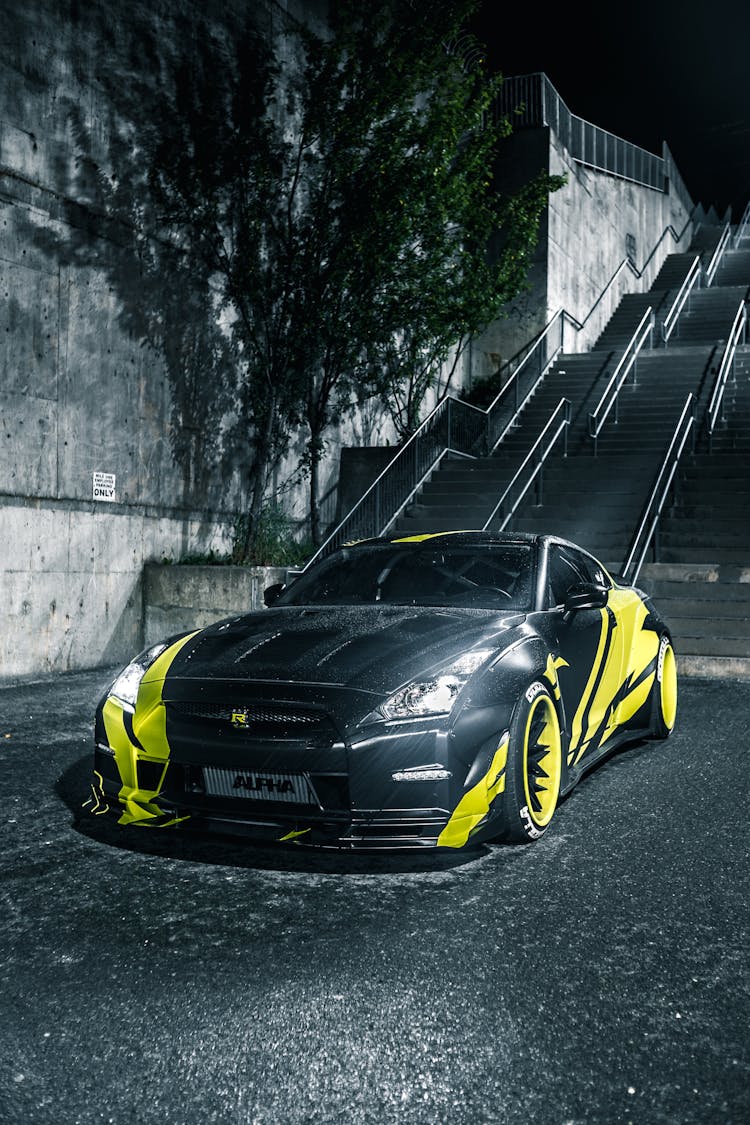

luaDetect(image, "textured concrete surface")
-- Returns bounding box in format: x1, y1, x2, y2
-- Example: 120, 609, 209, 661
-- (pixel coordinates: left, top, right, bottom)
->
0, 666, 747, 1124
143, 563, 287, 645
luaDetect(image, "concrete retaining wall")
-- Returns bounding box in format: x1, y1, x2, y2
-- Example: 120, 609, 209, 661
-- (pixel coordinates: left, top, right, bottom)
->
0, 0, 299, 682
470, 128, 694, 378
143, 563, 287, 647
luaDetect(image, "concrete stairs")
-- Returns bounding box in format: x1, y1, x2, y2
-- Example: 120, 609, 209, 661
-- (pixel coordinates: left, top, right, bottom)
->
655, 346, 750, 567
659, 285, 748, 346
503, 347, 714, 565
637, 563, 750, 681
391, 220, 750, 679
631, 347, 750, 680
712, 248, 750, 287
393, 345, 714, 551
391, 350, 617, 535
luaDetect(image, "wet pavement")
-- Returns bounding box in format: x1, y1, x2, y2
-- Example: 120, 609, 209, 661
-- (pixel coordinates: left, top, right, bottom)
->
0, 665, 748, 1125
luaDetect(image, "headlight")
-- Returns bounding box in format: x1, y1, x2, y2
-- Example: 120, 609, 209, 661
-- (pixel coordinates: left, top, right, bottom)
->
379, 649, 493, 720
108, 643, 168, 712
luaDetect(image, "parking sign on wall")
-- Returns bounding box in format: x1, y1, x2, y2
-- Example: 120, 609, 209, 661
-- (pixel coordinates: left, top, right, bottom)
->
93, 472, 116, 502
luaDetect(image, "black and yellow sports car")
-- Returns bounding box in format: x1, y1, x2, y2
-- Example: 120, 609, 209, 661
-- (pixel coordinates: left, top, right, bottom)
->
86, 531, 677, 850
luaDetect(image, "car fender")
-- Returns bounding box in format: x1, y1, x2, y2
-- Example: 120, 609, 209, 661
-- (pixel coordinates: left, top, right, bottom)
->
459, 635, 571, 795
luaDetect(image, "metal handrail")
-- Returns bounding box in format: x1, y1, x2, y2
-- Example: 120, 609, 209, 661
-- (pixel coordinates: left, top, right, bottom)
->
482, 398, 572, 531
588, 307, 654, 454
704, 222, 732, 285
305, 212, 697, 567
706, 299, 748, 449
302, 395, 483, 569
485, 314, 565, 452
661, 255, 702, 344
734, 201, 750, 247
303, 320, 566, 569
620, 393, 696, 585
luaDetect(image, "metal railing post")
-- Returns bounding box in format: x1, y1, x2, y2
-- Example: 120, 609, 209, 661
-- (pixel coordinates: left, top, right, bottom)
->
620, 393, 695, 584
536, 440, 544, 505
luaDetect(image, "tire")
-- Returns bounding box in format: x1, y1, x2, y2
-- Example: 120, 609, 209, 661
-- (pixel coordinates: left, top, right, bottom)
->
652, 634, 678, 739
498, 681, 563, 844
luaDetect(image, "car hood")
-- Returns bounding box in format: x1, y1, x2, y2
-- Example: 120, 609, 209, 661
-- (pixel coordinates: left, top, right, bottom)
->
163, 604, 526, 697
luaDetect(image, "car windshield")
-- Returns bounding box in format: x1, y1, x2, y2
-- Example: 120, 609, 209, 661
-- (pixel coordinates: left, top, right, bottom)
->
277, 541, 535, 610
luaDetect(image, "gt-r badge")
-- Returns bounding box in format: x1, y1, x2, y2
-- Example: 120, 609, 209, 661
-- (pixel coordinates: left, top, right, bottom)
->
230, 709, 250, 727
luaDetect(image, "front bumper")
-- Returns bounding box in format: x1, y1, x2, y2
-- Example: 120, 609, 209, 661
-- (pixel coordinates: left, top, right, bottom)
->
88, 699, 513, 851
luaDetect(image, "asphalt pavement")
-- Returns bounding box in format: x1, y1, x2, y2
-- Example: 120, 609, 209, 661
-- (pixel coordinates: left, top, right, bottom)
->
0, 665, 748, 1125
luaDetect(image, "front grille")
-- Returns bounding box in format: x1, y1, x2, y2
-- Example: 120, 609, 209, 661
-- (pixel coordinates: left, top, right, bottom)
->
171, 702, 324, 726
166, 700, 340, 746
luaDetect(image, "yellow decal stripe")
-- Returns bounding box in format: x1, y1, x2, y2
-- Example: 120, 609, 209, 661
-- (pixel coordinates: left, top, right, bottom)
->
133, 631, 200, 757
606, 592, 659, 734
279, 828, 312, 842
569, 608, 610, 763
104, 632, 200, 827
390, 531, 468, 543
437, 734, 509, 848
102, 697, 138, 791
543, 652, 568, 701
571, 591, 660, 763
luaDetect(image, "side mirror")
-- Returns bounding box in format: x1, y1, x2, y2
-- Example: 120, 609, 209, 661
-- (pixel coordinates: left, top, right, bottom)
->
563, 581, 609, 615
263, 582, 286, 607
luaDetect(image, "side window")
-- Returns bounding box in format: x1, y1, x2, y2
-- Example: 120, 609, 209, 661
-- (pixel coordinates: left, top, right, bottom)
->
566, 547, 610, 588
547, 546, 609, 607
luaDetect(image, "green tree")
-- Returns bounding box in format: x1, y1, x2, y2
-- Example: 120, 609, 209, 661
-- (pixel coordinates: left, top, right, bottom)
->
284, 0, 566, 539
64, 2, 564, 556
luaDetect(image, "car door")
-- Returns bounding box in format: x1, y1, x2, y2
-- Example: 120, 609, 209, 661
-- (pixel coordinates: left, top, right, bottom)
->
545, 543, 627, 769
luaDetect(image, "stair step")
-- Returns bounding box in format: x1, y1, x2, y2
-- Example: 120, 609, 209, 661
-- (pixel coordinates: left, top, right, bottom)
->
677, 655, 750, 681
663, 504, 750, 517
658, 518, 750, 533
639, 562, 750, 583
665, 616, 750, 638
670, 635, 750, 657
658, 531, 750, 546
659, 547, 750, 563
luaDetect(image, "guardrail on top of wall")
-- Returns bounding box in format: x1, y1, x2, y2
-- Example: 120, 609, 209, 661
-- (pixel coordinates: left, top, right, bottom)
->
733, 201, 750, 247
495, 73, 666, 193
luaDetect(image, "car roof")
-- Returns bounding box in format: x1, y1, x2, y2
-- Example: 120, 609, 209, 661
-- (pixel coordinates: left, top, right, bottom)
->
345, 530, 540, 548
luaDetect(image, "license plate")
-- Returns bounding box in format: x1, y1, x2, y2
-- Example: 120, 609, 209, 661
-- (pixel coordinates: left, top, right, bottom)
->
202, 766, 316, 805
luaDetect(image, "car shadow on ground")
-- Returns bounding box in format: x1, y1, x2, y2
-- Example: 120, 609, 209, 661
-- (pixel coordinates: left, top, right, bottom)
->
56, 754, 489, 875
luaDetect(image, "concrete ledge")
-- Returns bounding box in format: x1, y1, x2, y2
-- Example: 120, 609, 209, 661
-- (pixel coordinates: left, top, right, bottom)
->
143, 563, 287, 645
677, 655, 750, 682
639, 562, 750, 584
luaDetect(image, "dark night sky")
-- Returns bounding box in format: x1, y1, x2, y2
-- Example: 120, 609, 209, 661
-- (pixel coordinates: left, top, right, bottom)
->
469, 1, 750, 221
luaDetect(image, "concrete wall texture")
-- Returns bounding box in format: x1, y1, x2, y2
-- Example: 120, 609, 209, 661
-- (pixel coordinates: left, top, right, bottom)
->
546, 131, 693, 351
0, 0, 273, 682
0, 0, 698, 682
143, 563, 287, 648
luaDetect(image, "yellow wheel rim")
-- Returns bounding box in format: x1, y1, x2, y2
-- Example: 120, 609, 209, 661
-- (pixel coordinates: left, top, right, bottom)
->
659, 642, 678, 731
522, 694, 562, 828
